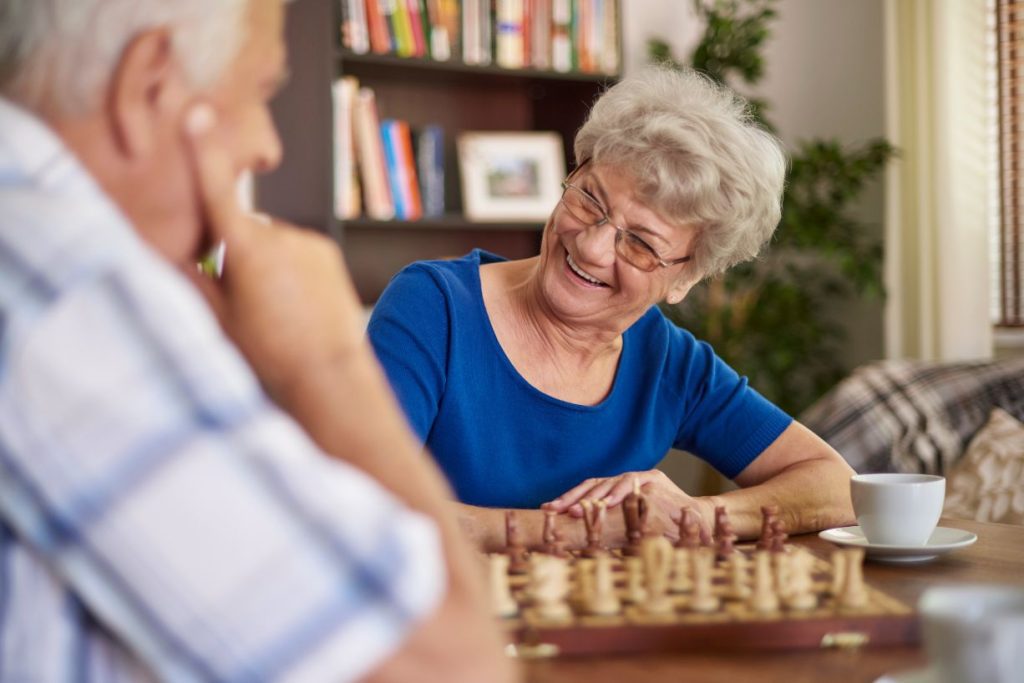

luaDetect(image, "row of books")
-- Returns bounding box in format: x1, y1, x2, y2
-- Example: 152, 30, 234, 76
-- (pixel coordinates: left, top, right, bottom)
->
340, 0, 620, 75
333, 77, 445, 221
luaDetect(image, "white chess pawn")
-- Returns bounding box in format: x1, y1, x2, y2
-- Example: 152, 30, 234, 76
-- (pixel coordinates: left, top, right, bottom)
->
839, 548, 868, 609
783, 548, 817, 611
670, 547, 692, 593
586, 553, 622, 616
728, 550, 751, 600
688, 547, 720, 613
572, 557, 596, 606
749, 550, 780, 613
527, 554, 572, 621
624, 556, 647, 604
489, 554, 518, 617
641, 536, 675, 615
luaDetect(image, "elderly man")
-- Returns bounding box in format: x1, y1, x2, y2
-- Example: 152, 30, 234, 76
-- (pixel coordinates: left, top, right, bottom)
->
0, 1, 514, 681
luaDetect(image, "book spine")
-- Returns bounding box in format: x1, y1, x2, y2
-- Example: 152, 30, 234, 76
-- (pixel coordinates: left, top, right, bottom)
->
462, 0, 480, 63
416, 125, 445, 217
406, 0, 427, 57
380, 120, 408, 219
496, 0, 524, 69
354, 88, 394, 220
342, 0, 371, 53
551, 0, 571, 72
599, 0, 618, 75
391, 0, 416, 56
364, 0, 392, 53
332, 77, 362, 219
396, 121, 423, 220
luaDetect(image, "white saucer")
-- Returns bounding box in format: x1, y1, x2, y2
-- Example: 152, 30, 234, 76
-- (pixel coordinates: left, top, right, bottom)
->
818, 525, 978, 563
875, 666, 937, 683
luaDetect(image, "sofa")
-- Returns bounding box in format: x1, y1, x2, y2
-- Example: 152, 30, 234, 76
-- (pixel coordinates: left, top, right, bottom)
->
800, 357, 1024, 525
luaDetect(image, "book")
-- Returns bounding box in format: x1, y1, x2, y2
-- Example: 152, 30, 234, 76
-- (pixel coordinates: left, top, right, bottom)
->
341, 0, 370, 53
406, 0, 427, 57
332, 76, 362, 220
551, 0, 572, 72
416, 124, 445, 217
390, 0, 416, 56
395, 120, 424, 219
365, 0, 392, 53
530, 0, 552, 69
353, 87, 394, 220
496, 0, 525, 69
380, 120, 408, 219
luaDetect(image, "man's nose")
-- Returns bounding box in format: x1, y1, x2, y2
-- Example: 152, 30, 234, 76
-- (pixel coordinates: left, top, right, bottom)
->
251, 121, 283, 173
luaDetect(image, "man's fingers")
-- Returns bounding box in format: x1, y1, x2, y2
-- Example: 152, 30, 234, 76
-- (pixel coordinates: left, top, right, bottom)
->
183, 102, 246, 250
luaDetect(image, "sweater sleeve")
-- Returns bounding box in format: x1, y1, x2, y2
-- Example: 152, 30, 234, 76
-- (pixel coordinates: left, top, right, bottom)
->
367, 265, 451, 443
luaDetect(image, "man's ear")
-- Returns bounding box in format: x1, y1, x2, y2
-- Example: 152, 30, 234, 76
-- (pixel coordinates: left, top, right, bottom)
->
106, 28, 188, 158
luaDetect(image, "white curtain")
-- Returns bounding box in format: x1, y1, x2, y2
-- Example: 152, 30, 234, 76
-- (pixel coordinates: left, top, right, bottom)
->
884, 0, 994, 360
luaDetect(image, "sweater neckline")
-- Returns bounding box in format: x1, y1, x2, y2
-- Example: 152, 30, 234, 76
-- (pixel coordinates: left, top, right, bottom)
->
468, 249, 625, 412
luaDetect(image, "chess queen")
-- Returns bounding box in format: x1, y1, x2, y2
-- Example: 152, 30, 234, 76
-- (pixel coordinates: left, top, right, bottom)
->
368, 66, 857, 549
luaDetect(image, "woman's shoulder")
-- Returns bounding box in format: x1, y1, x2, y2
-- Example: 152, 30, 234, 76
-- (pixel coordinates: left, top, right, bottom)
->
391, 249, 504, 293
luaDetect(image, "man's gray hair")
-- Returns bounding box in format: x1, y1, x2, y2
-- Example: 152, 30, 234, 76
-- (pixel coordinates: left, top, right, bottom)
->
0, 0, 249, 113
574, 66, 787, 279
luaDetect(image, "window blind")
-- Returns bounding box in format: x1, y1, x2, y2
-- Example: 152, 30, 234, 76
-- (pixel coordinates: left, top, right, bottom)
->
998, 0, 1024, 327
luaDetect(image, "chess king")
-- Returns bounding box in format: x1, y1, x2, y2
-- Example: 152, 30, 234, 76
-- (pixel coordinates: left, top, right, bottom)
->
368, 66, 857, 550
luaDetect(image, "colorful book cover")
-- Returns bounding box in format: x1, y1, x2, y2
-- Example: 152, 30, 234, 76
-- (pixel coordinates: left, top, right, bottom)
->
416, 124, 445, 217
365, 0, 392, 53
496, 0, 525, 69
331, 76, 362, 220
380, 120, 408, 219
391, 0, 416, 56
353, 88, 394, 220
395, 121, 423, 220
406, 0, 427, 57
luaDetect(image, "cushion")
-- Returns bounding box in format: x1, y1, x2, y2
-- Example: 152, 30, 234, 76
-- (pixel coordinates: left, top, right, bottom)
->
944, 408, 1024, 525
800, 358, 1024, 474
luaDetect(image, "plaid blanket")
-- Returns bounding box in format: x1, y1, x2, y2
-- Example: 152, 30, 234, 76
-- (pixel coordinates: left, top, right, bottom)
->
800, 357, 1024, 474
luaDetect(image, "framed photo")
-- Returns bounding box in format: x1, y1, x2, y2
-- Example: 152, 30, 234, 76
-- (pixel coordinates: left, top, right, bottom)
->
457, 131, 566, 222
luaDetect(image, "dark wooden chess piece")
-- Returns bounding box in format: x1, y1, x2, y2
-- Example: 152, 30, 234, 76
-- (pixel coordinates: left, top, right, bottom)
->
676, 506, 702, 549
769, 517, 788, 553
621, 478, 648, 556
581, 499, 607, 558
505, 510, 529, 574
757, 504, 779, 551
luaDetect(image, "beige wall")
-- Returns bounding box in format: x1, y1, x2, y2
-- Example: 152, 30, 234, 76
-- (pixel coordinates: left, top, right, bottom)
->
623, 0, 887, 491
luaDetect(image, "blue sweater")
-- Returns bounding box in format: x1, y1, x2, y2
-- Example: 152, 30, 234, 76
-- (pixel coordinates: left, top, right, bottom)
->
368, 250, 792, 508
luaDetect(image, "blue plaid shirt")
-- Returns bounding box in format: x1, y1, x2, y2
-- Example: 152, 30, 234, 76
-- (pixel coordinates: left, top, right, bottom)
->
0, 97, 444, 682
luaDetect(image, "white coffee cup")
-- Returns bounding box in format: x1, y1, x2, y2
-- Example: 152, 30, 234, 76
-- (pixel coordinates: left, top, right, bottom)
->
920, 584, 1024, 683
850, 473, 945, 546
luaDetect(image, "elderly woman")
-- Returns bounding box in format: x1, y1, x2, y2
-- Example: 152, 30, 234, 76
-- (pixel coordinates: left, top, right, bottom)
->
368, 67, 855, 550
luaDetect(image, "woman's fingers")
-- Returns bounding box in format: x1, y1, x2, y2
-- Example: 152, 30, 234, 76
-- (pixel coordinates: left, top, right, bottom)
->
543, 478, 606, 511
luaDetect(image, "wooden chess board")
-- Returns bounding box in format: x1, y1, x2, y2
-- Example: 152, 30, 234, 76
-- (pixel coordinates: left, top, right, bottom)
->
496, 544, 918, 658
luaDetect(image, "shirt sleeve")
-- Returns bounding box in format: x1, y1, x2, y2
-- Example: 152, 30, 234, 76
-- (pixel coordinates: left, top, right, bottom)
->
0, 261, 445, 683
366, 264, 451, 444
670, 329, 793, 478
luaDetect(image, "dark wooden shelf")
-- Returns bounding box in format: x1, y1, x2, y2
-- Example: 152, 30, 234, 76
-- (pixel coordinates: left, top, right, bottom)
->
343, 215, 544, 231
339, 49, 618, 85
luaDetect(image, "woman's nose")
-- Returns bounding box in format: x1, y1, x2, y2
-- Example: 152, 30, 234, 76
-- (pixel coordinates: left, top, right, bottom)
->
573, 221, 617, 266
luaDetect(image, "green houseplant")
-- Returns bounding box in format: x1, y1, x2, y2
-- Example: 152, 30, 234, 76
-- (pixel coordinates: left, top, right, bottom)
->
651, 0, 895, 415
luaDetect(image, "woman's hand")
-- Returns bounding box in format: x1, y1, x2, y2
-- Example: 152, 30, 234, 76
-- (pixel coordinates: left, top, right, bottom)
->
542, 470, 716, 542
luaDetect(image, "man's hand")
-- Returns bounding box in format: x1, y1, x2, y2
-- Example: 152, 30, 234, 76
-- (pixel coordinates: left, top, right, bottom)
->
542, 470, 716, 543
182, 102, 365, 400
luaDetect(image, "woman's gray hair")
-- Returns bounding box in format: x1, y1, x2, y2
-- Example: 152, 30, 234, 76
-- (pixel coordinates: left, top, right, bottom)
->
0, 0, 249, 113
574, 66, 787, 278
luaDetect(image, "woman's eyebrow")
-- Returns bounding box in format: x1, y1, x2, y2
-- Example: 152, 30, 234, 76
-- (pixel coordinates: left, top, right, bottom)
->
589, 176, 670, 247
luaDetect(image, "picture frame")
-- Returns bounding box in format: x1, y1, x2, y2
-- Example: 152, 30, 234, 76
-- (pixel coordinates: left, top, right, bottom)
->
457, 131, 566, 222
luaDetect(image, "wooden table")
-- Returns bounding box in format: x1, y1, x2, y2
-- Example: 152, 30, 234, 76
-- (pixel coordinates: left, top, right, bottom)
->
521, 518, 1024, 683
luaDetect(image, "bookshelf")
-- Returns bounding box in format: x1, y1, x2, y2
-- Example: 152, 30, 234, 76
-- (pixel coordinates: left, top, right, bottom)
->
256, 0, 621, 302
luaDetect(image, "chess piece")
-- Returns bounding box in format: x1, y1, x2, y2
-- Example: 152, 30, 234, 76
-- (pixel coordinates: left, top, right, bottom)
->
670, 547, 693, 592
839, 548, 868, 609
488, 553, 518, 617
527, 554, 572, 621
829, 549, 847, 597
783, 548, 817, 611
677, 506, 702, 550
587, 554, 622, 616
549, 528, 570, 558
773, 550, 789, 598
505, 510, 529, 574
688, 547, 720, 613
641, 536, 675, 615
728, 550, 751, 600
622, 478, 649, 556
757, 505, 779, 550
769, 518, 788, 553
571, 557, 596, 605
542, 509, 557, 553
749, 550, 780, 613
581, 499, 607, 558
713, 505, 727, 541
624, 556, 647, 604
716, 518, 737, 561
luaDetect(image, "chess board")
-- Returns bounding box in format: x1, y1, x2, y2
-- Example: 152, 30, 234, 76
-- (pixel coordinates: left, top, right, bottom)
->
496, 544, 918, 658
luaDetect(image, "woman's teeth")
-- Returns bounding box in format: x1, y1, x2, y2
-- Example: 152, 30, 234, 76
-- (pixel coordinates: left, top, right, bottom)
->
566, 253, 607, 286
